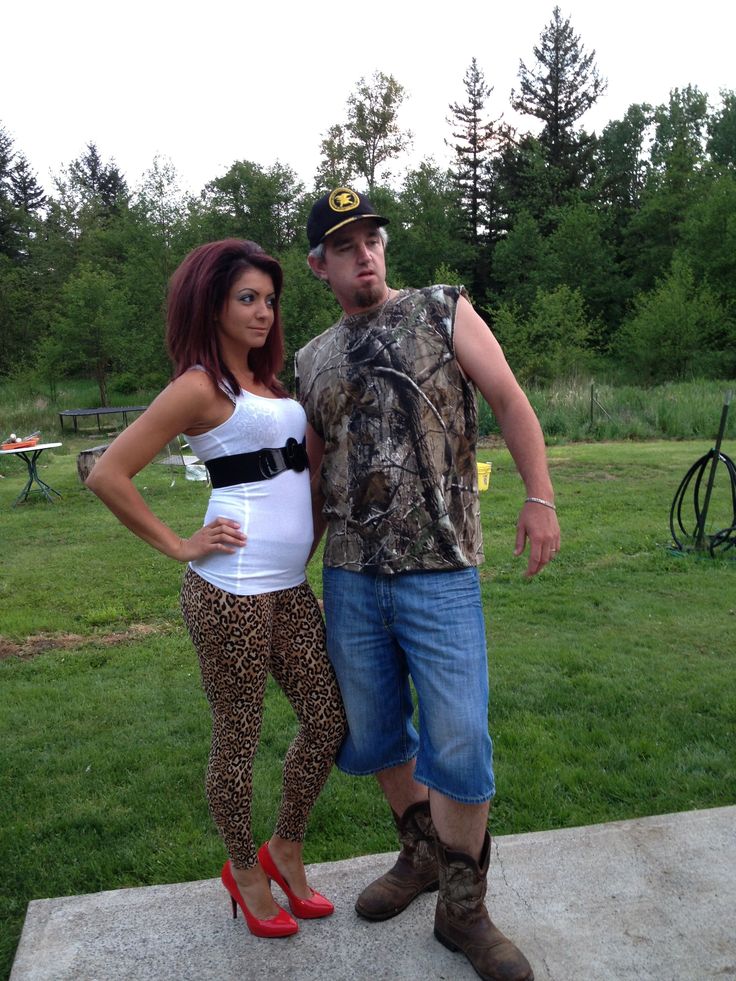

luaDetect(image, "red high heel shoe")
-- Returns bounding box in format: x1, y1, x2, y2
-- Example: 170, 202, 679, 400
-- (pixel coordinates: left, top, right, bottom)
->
257, 842, 334, 919
221, 861, 298, 938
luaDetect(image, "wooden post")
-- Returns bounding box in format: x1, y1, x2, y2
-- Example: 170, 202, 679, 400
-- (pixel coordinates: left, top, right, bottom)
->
76, 445, 109, 484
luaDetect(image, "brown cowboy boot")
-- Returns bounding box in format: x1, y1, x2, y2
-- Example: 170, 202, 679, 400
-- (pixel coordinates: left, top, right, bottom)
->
434, 831, 534, 981
355, 800, 439, 920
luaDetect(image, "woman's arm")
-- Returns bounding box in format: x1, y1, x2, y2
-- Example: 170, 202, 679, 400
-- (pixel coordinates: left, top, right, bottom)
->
86, 372, 246, 561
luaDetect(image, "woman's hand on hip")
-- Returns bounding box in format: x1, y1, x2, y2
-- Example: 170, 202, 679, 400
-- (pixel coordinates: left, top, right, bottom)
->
177, 517, 246, 561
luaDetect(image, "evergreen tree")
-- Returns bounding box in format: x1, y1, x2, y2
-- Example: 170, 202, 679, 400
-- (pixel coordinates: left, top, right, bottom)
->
65, 142, 129, 217
0, 123, 18, 257
448, 59, 499, 247
494, 134, 559, 230
52, 143, 131, 267
0, 126, 52, 372
511, 6, 606, 202
0, 124, 14, 193
9, 154, 47, 214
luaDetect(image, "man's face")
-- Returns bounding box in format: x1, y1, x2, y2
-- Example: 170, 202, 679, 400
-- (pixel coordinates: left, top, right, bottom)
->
311, 220, 387, 316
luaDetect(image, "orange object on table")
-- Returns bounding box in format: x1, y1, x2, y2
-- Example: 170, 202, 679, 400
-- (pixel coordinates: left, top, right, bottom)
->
1, 438, 39, 450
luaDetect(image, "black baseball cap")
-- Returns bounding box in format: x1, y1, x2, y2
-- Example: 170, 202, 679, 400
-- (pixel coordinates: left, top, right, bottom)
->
307, 187, 389, 249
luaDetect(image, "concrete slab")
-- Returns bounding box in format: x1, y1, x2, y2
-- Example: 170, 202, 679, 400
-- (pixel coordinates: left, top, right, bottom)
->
10, 806, 735, 981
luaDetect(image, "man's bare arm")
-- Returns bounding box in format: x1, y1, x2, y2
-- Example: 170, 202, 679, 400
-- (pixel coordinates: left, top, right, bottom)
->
453, 296, 561, 577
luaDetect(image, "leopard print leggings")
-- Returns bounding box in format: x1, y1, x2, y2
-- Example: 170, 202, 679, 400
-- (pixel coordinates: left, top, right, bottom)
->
180, 567, 346, 870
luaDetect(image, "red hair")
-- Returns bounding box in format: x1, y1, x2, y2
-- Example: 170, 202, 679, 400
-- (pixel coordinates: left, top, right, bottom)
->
166, 239, 287, 397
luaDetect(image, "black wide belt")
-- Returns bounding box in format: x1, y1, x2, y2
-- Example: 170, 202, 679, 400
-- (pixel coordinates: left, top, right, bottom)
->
205, 437, 308, 488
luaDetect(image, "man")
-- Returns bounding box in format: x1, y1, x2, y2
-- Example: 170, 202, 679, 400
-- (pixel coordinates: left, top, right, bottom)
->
296, 187, 560, 981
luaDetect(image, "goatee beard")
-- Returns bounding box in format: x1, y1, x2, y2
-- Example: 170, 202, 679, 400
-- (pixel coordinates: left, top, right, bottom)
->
352, 284, 385, 310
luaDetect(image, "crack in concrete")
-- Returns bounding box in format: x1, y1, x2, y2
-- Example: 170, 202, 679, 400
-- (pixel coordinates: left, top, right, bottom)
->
492, 836, 556, 980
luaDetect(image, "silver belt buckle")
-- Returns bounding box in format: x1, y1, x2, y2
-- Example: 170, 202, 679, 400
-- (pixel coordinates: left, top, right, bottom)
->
258, 449, 281, 479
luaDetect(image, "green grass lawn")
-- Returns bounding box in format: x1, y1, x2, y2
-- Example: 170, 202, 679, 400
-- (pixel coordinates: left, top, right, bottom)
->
1, 436, 735, 978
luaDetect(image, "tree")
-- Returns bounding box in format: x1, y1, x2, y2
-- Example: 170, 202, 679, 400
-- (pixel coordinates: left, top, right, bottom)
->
678, 172, 736, 317
47, 143, 132, 293
388, 162, 471, 288
707, 89, 736, 170
279, 246, 341, 393
494, 133, 562, 229
0, 255, 32, 372
540, 202, 622, 346
314, 124, 356, 191
623, 88, 708, 292
593, 104, 653, 229
0, 124, 13, 182
491, 284, 591, 384
0, 126, 53, 372
650, 85, 708, 173
491, 210, 546, 313
616, 256, 730, 381
0, 123, 19, 257
198, 160, 304, 254
52, 264, 130, 404
511, 6, 606, 201
63, 142, 129, 220
9, 154, 46, 214
318, 72, 412, 192
109, 163, 192, 390
448, 59, 501, 246
135, 157, 187, 253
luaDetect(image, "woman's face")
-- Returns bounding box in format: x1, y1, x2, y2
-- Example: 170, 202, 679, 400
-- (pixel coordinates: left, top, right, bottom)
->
216, 267, 276, 355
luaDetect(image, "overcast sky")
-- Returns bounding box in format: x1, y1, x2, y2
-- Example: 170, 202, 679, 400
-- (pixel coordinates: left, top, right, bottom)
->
2, 0, 734, 198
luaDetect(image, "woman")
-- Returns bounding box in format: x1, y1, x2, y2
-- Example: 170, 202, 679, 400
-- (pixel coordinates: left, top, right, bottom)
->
87, 239, 346, 938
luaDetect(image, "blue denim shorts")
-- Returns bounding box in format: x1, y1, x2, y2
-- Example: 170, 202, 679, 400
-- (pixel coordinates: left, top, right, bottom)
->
322, 566, 495, 803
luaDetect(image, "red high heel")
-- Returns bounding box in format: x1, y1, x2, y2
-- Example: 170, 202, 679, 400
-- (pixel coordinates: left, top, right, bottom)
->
257, 842, 334, 919
221, 861, 298, 938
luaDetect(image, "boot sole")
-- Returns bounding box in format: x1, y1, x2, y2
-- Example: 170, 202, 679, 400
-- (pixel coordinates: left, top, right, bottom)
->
434, 926, 460, 952
355, 881, 439, 921
434, 929, 534, 981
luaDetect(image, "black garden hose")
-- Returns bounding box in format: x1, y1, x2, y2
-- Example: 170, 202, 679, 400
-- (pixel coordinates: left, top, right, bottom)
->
669, 449, 736, 556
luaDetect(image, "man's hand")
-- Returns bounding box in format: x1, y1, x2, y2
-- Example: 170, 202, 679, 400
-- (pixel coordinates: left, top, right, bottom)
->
514, 501, 561, 578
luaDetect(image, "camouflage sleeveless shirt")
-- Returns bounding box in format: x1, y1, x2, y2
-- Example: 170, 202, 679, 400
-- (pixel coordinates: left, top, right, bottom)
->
296, 285, 483, 574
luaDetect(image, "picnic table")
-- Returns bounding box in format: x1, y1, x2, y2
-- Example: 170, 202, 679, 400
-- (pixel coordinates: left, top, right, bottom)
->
58, 406, 147, 433
0, 442, 63, 506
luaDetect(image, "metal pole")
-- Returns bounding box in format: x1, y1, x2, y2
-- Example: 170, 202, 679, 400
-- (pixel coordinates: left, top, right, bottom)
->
695, 391, 732, 551
590, 382, 594, 427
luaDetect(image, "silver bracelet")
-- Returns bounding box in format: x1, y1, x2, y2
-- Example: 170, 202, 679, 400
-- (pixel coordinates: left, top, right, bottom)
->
525, 496, 556, 511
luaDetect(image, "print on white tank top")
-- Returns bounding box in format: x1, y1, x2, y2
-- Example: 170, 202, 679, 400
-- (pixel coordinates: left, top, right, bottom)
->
187, 388, 313, 596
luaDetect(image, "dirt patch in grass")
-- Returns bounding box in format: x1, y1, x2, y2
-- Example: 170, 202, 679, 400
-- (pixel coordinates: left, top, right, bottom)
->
0, 624, 159, 660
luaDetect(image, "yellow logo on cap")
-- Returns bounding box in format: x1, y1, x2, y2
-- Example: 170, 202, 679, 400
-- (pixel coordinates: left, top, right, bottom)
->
328, 188, 360, 213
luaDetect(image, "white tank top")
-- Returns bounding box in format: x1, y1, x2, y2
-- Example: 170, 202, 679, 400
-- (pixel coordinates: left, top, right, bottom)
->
186, 388, 312, 596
